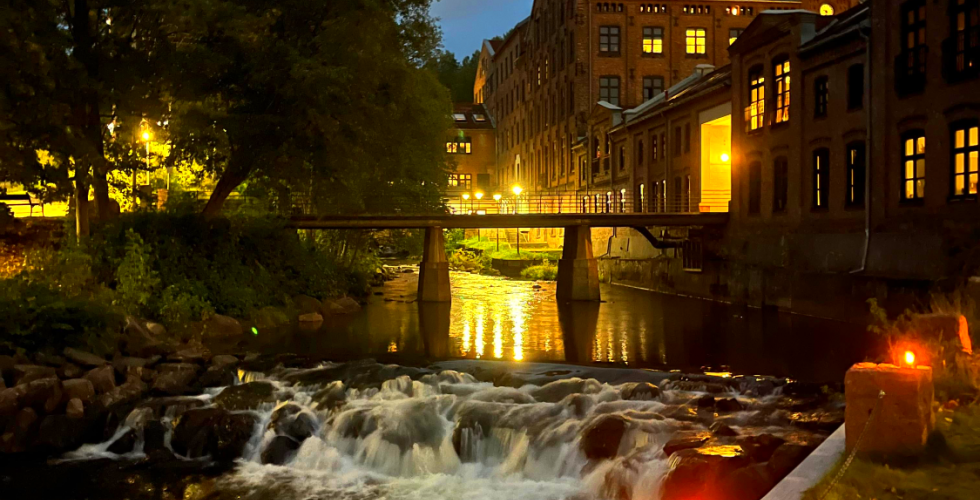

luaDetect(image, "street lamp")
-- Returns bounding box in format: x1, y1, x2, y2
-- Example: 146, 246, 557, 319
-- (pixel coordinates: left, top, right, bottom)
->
462, 193, 471, 215
493, 193, 502, 249
136, 124, 153, 209
512, 184, 523, 255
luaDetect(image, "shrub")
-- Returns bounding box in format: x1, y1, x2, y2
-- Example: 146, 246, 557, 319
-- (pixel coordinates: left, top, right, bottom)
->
520, 260, 558, 281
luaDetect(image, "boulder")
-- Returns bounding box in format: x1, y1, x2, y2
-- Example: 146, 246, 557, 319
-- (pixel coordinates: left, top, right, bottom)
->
35, 414, 88, 452
123, 318, 172, 358
34, 353, 66, 367
108, 429, 137, 454
661, 448, 752, 500
721, 463, 777, 500
621, 382, 661, 401
580, 414, 629, 460
292, 295, 323, 315
311, 381, 347, 410
62, 378, 96, 403
152, 366, 199, 396
696, 394, 715, 409
95, 380, 146, 411
138, 396, 208, 418
326, 297, 361, 315
269, 403, 319, 441
157, 362, 199, 374
0, 386, 26, 418
195, 366, 238, 389
63, 348, 108, 368
168, 345, 211, 364
789, 408, 845, 433
21, 377, 63, 413
533, 378, 603, 403
211, 355, 239, 369
736, 434, 787, 463
716, 398, 744, 413
298, 312, 324, 323
84, 366, 116, 395
1, 408, 39, 453
214, 381, 280, 411
57, 363, 84, 380
12, 365, 56, 386
112, 357, 150, 376
203, 314, 243, 338
767, 443, 817, 481
144, 420, 169, 453
261, 435, 301, 465
663, 432, 711, 457
0, 354, 14, 379
710, 422, 739, 437
145, 322, 167, 337
172, 408, 258, 460
66, 398, 85, 419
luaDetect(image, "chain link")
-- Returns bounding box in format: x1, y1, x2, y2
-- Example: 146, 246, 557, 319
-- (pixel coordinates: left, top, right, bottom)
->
818, 389, 886, 500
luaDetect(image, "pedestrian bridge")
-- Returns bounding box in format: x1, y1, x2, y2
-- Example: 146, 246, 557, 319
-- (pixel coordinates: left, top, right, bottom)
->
287, 212, 728, 303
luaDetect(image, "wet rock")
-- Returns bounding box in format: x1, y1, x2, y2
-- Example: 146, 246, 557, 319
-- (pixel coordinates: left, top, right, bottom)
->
311, 381, 347, 410
203, 314, 243, 338
21, 377, 63, 413
298, 312, 324, 323
736, 434, 787, 463
667, 380, 731, 394
95, 380, 146, 411
157, 362, 199, 373
269, 403, 319, 441
621, 382, 661, 401
152, 366, 199, 396
143, 420, 168, 453
112, 357, 150, 376
0, 386, 26, 418
145, 322, 167, 337
35, 353, 66, 367
663, 432, 711, 457
84, 366, 116, 394
532, 378, 602, 403
108, 429, 137, 454
66, 398, 85, 419
452, 415, 488, 462
138, 396, 208, 418
261, 435, 301, 465
710, 422, 739, 437
468, 386, 536, 404
123, 317, 172, 357
716, 398, 744, 413
560, 393, 595, 418
661, 448, 752, 500
62, 378, 96, 403
580, 414, 629, 460
36, 414, 88, 451
696, 394, 715, 409
1, 408, 39, 453
767, 443, 817, 481
211, 355, 239, 369
172, 408, 258, 460
325, 297, 361, 315
63, 348, 108, 368
168, 345, 211, 363
789, 409, 845, 433
721, 463, 777, 500
195, 366, 237, 389
13, 364, 56, 386
0, 377, 4, 391
57, 363, 84, 380
293, 295, 323, 315
213, 381, 279, 411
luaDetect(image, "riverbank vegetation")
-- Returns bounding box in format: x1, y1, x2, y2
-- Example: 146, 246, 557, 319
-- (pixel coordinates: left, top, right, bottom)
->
520, 260, 558, 281
445, 233, 562, 279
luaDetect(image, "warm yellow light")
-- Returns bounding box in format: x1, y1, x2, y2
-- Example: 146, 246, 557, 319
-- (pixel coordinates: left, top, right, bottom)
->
721, 153, 730, 163
141, 131, 151, 142
475, 191, 484, 200
904, 351, 916, 366
820, 4, 834, 16
493, 193, 502, 201
512, 185, 523, 196
462, 193, 470, 200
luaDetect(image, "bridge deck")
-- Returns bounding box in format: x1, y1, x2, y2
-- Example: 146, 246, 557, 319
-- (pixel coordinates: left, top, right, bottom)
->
287, 213, 729, 229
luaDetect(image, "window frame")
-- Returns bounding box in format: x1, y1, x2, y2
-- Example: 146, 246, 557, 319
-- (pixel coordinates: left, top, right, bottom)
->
901, 130, 927, 202
814, 76, 829, 118
846, 141, 867, 208
773, 57, 791, 125
773, 156, 789, 213
643, 75, 665, 101
747, 66, 766, 132
642, 26, 664, 56
813, 148, 830, 210
685, 27, 707, 57
729, 28, 744, 46
748, 161, 762, 215
599, 25, 621, 56
599, 76, 621, 106
950, 120, 980, 200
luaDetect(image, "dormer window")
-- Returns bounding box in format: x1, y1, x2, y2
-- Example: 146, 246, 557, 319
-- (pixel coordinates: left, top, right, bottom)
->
453, 113, 467, 122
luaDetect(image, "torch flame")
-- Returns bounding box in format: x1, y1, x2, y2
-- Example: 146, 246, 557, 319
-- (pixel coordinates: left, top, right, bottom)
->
904, 351, 915, 366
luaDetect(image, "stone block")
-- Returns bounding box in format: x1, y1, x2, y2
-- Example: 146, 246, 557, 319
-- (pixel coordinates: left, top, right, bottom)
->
845, 362, 934, 456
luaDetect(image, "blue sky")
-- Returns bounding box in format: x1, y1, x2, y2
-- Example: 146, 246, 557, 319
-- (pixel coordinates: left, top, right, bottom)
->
431, 0, 533, 60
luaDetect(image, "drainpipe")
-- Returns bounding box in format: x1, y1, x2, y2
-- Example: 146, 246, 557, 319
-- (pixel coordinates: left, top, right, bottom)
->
852, 25, 872, 274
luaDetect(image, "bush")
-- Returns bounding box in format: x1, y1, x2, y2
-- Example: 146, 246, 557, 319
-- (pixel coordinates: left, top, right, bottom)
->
520, 260, 558, 281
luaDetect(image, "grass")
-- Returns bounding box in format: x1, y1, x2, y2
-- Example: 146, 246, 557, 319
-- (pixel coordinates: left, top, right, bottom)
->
803, 404, 980, 500
457, 236, 562, 261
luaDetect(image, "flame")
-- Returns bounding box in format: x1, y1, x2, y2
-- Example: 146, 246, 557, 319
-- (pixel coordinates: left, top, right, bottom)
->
904, 351, 915, 366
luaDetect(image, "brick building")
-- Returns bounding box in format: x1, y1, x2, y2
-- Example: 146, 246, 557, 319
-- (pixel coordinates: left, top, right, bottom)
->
445, 103, 496, 213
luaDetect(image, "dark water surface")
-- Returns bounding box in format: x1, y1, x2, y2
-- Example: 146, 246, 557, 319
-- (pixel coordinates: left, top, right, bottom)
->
250, 270, 873, 383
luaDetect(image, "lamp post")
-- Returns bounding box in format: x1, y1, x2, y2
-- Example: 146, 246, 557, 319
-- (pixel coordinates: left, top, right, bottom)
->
462, 193, 470, 215
474, 191, 484, 239
136, 125, 152, 209
493, 193, 502, 250
512, 185, 523, 255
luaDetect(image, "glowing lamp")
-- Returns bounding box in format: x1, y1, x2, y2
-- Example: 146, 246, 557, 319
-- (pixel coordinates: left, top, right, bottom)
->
475, 192, 484, 200
141, 131, 151, 141
493, 193, 502, 201
512, 185, 523, 196
721, 153, 730, 162
904, 351, 916, 366
462, 193, 470, 200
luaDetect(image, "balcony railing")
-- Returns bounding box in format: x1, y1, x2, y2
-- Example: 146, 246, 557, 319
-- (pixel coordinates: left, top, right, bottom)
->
943, 26, 980, 84
894, 46, 928, 96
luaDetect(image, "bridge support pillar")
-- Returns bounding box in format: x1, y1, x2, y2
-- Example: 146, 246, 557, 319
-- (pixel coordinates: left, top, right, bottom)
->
557, 225, 600, 301
418, 226, 451, 302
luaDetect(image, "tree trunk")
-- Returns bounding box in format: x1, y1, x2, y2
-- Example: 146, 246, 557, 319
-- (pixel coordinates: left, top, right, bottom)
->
75, 174, 90, 239
92, 168, 112, 220
202, 146, 253, 217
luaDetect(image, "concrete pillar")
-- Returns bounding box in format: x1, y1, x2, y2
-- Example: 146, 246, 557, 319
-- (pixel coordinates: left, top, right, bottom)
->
557, 225, 600, 301
418, 226, 451, 302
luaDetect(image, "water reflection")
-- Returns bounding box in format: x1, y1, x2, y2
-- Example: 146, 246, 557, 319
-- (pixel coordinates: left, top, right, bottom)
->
271, 271, 872, 383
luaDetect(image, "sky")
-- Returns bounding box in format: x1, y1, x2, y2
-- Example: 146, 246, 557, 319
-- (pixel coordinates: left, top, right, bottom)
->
431, 0, 533, 60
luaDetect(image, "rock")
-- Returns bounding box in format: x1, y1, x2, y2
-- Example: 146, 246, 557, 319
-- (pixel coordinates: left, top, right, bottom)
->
533, 378, 603, 403
172, 408, 258, 460
123, 317, 172, 358
145, 322, 167, 336
152, 366, 199, 396
710, 422, 739, 437
580, 414, 629, 460
211, 355, 239, 369
716, 398, 744, 412
621, 382, 661, 401
325, 296, 361, 315
138, 396, 208, 418
195, 366, 238, 389
66, 398, 85, 419
298, 312, 324, 323
0, 376, 4, 391
261, 435, 301, 465
95, 379, 146, 411
62, 378, 96, 403
0, 386, 26, 418
0, 354, 15, 379
311, 381, 347, 410
108, 429, 137, 454
36, 414, 88, 451
736, 434, 787, 463
34, 353, 66, 367
767, 443, 817, 481
269, 403, 319, 441
1, 408, 39, 453
789, 409, 845, 433
84, 366, 117, 394
157, 362, 199, 373
63, 348, 108, 367
203, 314, 243, 338
663, 432, 711, 457
253, 306, 291, 330
292, 295, 323, 315
213, 381, 280, 411
696, 394, 715, 409
12, 365, 56, 386
721, 463, 777, 500
168, 345, 211, 363
57, 363, 84, 380
661, 448, 752, 500
21, 377, 63, 413
144, 420, 168, 452
112, 357, 150, 376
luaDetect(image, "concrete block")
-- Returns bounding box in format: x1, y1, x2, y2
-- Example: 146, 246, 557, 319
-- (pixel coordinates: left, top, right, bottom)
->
844, 362, 933, 455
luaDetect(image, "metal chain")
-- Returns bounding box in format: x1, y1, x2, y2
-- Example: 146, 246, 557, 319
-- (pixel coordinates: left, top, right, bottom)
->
818, 389, 886, 500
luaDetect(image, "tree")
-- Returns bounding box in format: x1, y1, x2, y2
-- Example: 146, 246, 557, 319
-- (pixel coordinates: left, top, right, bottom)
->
430, 49, 481, 103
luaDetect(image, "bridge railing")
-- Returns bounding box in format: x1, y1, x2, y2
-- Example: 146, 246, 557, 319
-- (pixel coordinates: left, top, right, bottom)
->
445, 190, 730, 216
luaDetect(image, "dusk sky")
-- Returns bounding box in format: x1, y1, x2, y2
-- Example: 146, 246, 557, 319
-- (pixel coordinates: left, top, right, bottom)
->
431, 0, 533, 60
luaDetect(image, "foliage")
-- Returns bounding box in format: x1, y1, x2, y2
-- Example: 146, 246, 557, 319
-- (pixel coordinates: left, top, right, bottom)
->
521, 260, 558, 281
445, 228, 467, 251
428, 49, 481, 103
114, 230, 162, 317
447, 248, 493, 274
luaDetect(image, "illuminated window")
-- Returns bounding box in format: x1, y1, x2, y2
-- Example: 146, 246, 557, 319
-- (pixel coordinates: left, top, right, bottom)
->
774, 58, 790, 124
820, 4, 835, 16
599, 76, 620, 106
951, 122, 979, 198
898, 0, 927, 84
599, 26, 621, 55
949, 0, 980, 77
453, 113, 467, 122
814, 76, 829, 118
639, 183, 646, 212
446, 137, 472, 155
642, 27, 664, 55
813, 148, 830, 209
746, 67, 765, 131
729, 28, 744, 45
847, 142, 866, 207
473, 114, 486, 122
902, 131, 926, 200
642, 76, 664, 101
686, 28, 707, 55
448, 173, 473, 189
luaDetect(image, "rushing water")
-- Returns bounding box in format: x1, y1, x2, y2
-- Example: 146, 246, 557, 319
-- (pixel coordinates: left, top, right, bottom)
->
250, 269, 872, 383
